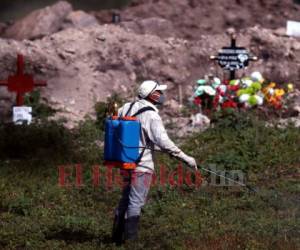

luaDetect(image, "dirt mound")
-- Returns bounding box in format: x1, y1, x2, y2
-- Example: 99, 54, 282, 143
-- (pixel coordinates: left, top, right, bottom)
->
95, 0, 300, 40
2, 1, 98, 41
3, 1, 73, 40
0, 25, 200, 126
0, 1, 299, 127
0, 23, 299, 127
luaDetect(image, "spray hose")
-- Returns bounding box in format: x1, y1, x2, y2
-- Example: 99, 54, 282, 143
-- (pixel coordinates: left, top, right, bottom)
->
197, 162, 300, 205
116, 134, 300, 204
114, 128, 300, 207
113, 120, 256, 191
197, 164, 257, 193
116, 132, 256, 192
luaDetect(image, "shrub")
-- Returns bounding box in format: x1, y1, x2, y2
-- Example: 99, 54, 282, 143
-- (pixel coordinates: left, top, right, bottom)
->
0, 121, 74, 162
24, 90, 56, 119
95, 93, 124, 131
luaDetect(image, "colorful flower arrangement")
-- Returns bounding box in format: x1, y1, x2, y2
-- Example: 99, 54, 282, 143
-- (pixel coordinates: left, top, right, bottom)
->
192, 72, 294, 112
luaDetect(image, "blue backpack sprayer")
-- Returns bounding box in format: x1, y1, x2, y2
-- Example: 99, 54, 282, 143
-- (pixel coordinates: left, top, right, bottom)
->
104, 102, 154, 170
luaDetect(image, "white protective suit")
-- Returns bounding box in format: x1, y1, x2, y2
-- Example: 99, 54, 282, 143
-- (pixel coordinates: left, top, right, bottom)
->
118, 99, 195, 173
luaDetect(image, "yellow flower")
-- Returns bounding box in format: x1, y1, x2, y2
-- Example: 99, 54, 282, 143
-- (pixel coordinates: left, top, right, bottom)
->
287, 83, 294, 92
274, 89, 285, 97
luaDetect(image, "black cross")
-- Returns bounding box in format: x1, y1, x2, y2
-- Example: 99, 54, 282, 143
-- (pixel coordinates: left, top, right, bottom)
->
210, 34, 258, 80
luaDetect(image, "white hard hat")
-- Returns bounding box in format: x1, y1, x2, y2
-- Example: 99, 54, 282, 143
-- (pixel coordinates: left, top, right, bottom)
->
138, 80, 167, 99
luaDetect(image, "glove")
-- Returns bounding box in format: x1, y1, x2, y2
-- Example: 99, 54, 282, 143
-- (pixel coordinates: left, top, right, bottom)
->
177, 151, 198, 170
184, 155, 198, 171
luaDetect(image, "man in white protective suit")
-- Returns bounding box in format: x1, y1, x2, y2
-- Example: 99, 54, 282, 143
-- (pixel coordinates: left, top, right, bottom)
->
112, 80, 198, 245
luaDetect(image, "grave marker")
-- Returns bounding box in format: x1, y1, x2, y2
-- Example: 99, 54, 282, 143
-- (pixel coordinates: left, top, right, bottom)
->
210, 34, 258, 80
0, 54, 47, 124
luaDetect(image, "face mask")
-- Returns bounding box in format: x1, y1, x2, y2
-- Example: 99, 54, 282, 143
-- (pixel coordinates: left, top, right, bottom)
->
148, 91, 165, 105
157, 94, 165, 105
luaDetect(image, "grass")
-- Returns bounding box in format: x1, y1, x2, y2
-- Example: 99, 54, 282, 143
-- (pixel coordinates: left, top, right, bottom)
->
0, 110, 299, 249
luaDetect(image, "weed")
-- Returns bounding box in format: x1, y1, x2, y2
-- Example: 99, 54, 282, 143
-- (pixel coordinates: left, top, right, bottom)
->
24, 90, 56, 119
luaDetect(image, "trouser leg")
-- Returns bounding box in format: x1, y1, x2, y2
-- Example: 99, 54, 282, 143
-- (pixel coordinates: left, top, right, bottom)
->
124, 172, 152, 241
112, 173, 131, 245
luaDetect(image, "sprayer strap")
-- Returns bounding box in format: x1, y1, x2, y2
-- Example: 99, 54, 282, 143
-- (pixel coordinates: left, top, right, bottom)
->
135, 147, 147, 164
132, 107, 155, 117
133, 106, 155, 164
124, 102, 136, 117
124, 102, 155, 117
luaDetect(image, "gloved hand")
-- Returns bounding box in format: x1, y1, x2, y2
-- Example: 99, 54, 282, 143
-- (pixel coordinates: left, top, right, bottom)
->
184, 155, 198, 171
177, 151, 198, 170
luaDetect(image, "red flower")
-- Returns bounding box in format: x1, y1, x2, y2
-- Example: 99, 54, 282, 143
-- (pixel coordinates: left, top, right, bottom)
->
213, 94, 220, 109
222, 100, 237, 109
193, 97, 202, 105
216, 87, 225, 96
228, 85, 239, 92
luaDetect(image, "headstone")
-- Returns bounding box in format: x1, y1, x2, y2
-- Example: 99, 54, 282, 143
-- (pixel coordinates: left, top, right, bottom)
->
0, 54, 47, 125
286, 20, 300, 37
13, 106, 32, 125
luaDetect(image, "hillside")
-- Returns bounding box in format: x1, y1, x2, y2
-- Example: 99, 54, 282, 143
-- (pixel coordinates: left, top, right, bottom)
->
0, 23, 299, 126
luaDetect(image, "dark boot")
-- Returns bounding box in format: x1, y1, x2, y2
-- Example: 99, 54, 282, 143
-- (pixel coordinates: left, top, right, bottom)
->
124, 216, 140, 241
112, 214, 125, 245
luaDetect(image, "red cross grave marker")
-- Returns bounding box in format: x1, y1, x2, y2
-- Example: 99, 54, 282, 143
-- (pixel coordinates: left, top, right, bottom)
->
0, 54, 47, 106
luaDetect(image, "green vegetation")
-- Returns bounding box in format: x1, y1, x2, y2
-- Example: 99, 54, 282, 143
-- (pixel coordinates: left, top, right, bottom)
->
24, 90, 56, 119
0, 110, 299, 249
95, 93, 124, 131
